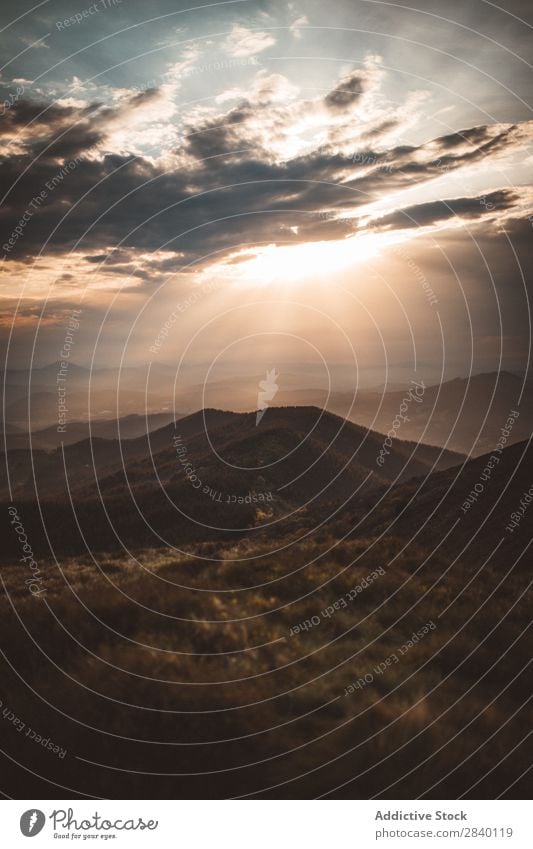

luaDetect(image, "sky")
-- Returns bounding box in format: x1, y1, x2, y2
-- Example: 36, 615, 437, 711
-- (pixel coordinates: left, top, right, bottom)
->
1, 0, 532, 388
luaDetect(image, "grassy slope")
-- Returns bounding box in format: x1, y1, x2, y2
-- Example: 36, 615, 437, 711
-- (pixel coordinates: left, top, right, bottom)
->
0, 527, 529, 799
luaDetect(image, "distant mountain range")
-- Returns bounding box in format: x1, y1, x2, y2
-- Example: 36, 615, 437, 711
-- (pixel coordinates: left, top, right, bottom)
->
2, 368, 530, 457
5, 403, 530, 571
3, 389, 172, 427
337, 438, 532, 569
321, 371, 532, 457
1, 406, 463, 556
1, 405, 462, 500
2, 366, 531, 563
2, 412, 178, 450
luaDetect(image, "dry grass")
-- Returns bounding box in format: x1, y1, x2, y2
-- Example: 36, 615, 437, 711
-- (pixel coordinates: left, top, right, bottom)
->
0, 531, 530, 799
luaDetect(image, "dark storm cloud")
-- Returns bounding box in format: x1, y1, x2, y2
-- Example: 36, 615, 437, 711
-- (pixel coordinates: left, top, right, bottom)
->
436, 125, 501, 150
185, 120, 240, 160
0, 88, 158, 160
349, 125, 528, 190
372, 189, 520, 231
0, 66, 530, 268
324, 70, 367, 111
0, 99, 89, 136
433, 124, 524, 159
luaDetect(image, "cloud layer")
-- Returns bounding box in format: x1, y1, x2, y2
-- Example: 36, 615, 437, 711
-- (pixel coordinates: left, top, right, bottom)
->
1, 61, 531, 276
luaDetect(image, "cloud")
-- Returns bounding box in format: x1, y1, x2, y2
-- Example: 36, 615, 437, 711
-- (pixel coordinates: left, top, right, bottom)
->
324, 70, 367, 111
370, 189, 521, 231
224, 25, 276, 58
19, 34, 49, 50
290, 15, 308, 38
0, 88, 163, 161
0, 61, 530, 274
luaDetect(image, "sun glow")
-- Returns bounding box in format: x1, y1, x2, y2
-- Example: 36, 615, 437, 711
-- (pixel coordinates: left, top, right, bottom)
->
205, 232, 402, 289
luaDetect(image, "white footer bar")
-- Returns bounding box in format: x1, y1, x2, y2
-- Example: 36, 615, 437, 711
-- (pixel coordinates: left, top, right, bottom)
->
2, 799, 530, 848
